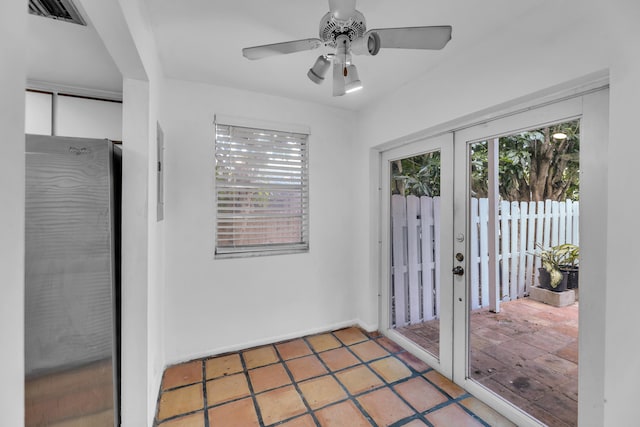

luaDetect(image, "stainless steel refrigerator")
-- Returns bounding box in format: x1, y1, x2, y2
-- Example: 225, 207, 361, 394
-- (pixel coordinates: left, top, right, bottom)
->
25, 135, 121, 427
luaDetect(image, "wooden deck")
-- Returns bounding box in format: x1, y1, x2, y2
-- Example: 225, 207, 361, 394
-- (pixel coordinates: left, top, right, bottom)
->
396, 297, 578, 427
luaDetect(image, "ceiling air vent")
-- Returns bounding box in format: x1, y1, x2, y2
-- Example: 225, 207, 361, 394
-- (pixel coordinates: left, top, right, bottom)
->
29, 0, 86, 26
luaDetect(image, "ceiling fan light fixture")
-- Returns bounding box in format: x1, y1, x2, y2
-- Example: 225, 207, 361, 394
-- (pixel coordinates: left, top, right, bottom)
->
351, 31, 381, 56
307, 55, 331, 84
345, 64, 363, 93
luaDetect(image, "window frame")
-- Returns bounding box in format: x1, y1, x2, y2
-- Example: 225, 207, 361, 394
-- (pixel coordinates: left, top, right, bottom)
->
214, 116, 310, 259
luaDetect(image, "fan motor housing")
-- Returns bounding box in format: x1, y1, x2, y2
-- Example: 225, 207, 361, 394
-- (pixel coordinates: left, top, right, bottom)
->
319, 10, 367, 47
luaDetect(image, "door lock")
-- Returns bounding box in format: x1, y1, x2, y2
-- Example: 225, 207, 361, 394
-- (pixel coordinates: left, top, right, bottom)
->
452, 266, 464, 276
455, 253, 464, 262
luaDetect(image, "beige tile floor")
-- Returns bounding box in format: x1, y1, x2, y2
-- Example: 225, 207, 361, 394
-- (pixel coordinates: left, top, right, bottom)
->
155, 327, 515, 427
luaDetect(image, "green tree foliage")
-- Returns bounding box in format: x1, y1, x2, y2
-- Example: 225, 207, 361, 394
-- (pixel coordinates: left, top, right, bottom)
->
471, 120, 580, 201
391, 151, 441, 196
392, 120, 580, 202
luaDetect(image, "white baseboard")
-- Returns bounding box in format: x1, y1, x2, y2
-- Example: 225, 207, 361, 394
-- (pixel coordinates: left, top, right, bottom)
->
165, 319, 367, 367
355, 319, 379, 333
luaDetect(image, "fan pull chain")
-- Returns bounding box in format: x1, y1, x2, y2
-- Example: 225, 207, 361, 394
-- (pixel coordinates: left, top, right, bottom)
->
343, 39, 348, 77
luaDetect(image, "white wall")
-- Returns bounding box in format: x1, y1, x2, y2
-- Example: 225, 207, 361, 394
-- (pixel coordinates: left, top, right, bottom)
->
76, 0, 166, 424
25, 91, 52, 135
115, 0, 167, 421
602, 2, 640, 425
25, 91, 123, 140
0, 0, 26, 425
353, 1, 639, 426
160, 79, 359, 364
55, 95, 122, 140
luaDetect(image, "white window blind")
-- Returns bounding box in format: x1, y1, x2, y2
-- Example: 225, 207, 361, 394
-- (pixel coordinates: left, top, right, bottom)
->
215, 123, 309, 257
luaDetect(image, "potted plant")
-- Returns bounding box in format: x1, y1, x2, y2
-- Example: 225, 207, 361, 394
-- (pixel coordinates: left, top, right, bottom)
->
556, 243, 579, 289
533, 243, 579, 292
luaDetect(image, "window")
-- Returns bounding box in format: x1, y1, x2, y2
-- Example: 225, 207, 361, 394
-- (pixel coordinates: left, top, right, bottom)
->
215, 122, 309, 257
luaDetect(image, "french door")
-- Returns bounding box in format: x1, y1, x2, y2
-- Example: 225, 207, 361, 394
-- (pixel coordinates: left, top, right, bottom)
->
381, 88, 608, 426
380, 133, 454, 377
452, 96, 584, 427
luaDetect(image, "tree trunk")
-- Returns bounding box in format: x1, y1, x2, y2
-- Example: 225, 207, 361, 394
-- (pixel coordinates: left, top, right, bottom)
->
391, 160, 405, 195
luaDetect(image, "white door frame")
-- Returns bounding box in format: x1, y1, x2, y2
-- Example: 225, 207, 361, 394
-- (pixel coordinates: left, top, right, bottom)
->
453, 96, 583, 427
376, 83, 609, 427
379, 133, 454, 378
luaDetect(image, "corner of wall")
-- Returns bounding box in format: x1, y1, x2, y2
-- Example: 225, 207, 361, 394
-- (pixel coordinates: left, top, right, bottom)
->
0, 1, 27, 424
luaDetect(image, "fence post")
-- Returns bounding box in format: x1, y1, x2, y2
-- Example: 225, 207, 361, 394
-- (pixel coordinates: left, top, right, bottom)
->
526, 201, 537, 291
518, 201, 528, 297
573, 202, 580, 246
406, 196, 421, 324
470, 198, 480, 310
566, 199, 573, 244
543, 200, 552, 249
433, 196, 442, 318
551, 201, 560, 247
559, 201, 567, 245
479, 198, 490, 309
509, 201, 520, 300
420, 196, 436, 320
500, 201, 511, 301
391, 195, 408, 327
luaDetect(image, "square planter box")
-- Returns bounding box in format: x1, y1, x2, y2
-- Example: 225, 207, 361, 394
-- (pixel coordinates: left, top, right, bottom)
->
529, 285, 578, 307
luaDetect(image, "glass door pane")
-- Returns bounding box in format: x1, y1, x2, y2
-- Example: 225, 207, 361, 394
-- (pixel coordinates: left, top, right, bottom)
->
465, 120, 581, 426
390, 150, 442, 358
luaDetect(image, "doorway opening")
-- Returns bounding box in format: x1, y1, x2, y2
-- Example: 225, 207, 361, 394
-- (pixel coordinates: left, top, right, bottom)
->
386, 119, 580, 426
380, 86, 609, 426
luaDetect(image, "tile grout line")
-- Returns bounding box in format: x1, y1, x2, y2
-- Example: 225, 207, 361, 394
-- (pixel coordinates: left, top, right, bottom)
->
359, 332, 491, 427
305, 329, 430, 426
309, 331, 378, 427
338, 332, 435, 424
326, 330, 454, 426
274, 341, 323, 427
202, 359, 210, 427
305, 331, 388, 424
237, 349, 267, 427
154, 367, 207, 425
301, 333, 374, 425
339, 330, 456, 427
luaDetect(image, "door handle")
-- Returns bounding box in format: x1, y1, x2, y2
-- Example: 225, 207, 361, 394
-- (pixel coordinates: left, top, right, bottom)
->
452, 266, 464, 276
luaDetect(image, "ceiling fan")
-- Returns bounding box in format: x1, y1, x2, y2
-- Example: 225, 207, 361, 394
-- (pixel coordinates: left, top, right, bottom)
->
242, 0, 452, 96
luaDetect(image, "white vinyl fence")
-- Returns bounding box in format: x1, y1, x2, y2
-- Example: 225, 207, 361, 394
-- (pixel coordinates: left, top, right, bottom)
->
391, 195, 579, 327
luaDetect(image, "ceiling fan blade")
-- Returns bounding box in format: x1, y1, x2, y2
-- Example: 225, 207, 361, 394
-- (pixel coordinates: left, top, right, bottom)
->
328, 0, 356, 21
371, 26, 452, 50
242, 38, 323, 60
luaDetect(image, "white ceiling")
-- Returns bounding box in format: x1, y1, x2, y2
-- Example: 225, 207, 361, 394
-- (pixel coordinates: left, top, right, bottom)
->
26, 0, 546, 110
26, 11, 122, 96
146, 0, 543, 111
